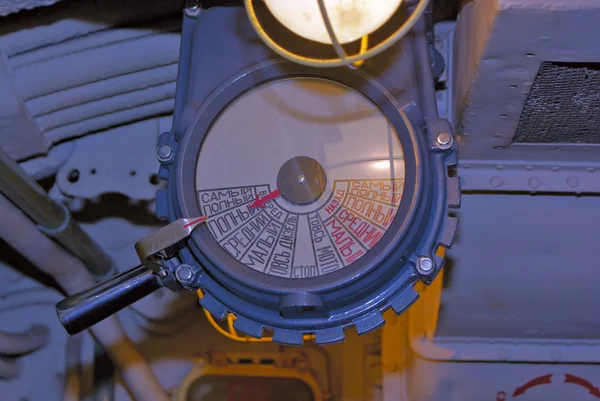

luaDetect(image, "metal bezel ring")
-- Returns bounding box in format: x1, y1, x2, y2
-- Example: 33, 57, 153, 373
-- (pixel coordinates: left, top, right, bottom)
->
167, 60, 454, 345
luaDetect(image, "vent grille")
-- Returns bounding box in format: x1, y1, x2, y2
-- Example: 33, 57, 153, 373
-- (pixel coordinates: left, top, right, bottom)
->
513, 62, 600, 144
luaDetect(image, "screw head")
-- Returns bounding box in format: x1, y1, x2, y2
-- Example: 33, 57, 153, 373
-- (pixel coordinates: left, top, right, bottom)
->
417, 257, 435, 275
435, 131, 454, 150
176, 264, 194, 282
156, 145, 173, 162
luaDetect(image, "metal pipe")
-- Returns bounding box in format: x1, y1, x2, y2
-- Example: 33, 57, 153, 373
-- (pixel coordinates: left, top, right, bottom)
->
0, 147, 113, 278
0, 193, 170, 401
92, 342, 115, 401
413, 16, 439, 119
0, 325, 50, 379
57, 265, 162, 335
63, 335, 83, 401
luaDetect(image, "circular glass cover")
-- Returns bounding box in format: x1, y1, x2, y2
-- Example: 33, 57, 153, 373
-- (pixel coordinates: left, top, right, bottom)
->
196, 77, 405, 279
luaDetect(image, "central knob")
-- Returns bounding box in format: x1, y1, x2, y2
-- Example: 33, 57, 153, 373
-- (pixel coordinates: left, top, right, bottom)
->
277, 156, 327, 205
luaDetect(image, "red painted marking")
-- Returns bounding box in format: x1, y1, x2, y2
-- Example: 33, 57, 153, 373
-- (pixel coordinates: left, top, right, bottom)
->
496, 391, 506, 401
565, 374, 600, 398
248, 189, 281, 210
513, 374, 553, 397
183, 216, 207, 228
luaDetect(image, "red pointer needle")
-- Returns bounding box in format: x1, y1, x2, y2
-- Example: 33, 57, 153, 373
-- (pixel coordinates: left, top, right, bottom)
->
183, 216, 207, 229
248, 189, 281, 210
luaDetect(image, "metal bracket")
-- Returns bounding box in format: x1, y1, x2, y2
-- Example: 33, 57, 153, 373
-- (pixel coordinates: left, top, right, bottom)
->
459, 161, 600, 193
134, 216, 206, 275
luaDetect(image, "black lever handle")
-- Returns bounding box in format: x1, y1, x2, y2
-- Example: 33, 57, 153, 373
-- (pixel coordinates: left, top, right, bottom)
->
56, 265, 162, 335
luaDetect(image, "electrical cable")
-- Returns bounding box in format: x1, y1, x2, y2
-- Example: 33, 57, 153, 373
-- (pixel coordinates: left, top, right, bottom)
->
198, 290, 315, 343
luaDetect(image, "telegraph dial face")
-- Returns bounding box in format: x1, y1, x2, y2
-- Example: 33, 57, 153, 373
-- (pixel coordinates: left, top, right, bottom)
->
195, 77, 405, 279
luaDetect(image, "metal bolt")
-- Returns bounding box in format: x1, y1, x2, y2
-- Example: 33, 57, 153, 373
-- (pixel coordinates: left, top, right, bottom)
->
176, 264, 193, 282
416, 257, 435, 275
156, 145, 173, 162
435, 131, 453, 150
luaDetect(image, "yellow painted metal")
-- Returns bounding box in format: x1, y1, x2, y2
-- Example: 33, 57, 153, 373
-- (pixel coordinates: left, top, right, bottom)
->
195, 247, 447, 401
381, 310, 409, 401
198, 247, 445, 344
410, 247, 445, 340
197, 290, 316, 343
380, 248, 446, 400
175, 352, 323, 401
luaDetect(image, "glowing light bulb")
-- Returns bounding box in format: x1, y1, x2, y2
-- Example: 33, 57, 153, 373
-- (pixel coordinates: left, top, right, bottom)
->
263, 0, 403, 45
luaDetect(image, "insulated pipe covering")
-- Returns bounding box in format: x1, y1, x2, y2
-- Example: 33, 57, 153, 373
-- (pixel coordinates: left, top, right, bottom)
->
37, 82, 177, 132
0, 0, 183, 56
44, 99, 175, 143
0, 0, 182, 160
0, 193, 170, 401
27, 64, 178, 117
12, 33, 181, 101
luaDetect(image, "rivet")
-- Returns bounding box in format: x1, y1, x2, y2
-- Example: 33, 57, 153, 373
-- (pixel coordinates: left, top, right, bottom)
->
528, 177, 540, 189
552, 166, 560, 171
490, 177, 503, 188
587, 167, 596, 173
525, 165, 533, 171
567, 177, 579, 188
496, 164, 504, 170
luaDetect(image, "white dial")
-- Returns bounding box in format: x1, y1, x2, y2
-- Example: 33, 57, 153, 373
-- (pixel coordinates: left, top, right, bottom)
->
196, 77, 405, 279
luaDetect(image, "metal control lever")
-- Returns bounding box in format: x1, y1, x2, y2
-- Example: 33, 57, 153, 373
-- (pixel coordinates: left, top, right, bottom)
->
55, 217, 207, 335
56, 265, 161, 335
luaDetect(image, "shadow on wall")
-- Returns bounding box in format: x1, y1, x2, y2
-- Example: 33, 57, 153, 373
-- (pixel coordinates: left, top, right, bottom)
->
70, 193, 161, 227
